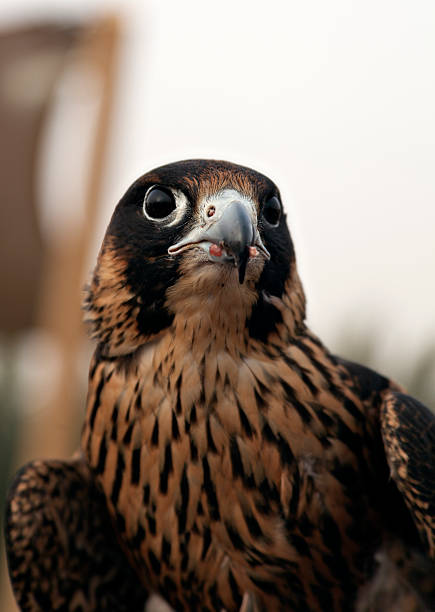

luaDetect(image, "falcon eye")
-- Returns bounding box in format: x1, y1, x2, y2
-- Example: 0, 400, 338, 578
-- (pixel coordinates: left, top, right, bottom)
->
262, 196, 281, 227
143, 186, 176, 220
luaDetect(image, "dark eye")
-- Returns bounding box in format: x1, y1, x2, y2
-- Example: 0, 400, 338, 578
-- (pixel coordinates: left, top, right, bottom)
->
262, 196, 281, 226
143, 186, 176, 220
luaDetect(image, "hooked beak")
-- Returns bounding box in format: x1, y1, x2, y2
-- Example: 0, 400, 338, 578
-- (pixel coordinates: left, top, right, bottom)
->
168, 197, 270, 283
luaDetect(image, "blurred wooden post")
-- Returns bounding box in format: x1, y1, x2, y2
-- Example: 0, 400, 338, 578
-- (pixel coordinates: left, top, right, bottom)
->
1, 15, 121, 611
19, 14, 120, 462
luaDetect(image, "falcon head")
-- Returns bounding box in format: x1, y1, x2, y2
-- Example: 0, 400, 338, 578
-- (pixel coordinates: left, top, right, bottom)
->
85, 160, 306, 355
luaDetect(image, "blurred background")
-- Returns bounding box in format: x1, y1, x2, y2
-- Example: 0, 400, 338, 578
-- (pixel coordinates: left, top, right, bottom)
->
0, 1, 434, 609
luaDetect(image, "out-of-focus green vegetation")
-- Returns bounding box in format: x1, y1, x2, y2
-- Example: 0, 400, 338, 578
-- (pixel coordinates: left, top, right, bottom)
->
334, 324, 435, 413
0, 350, 20, 526
402, 345, 435, 412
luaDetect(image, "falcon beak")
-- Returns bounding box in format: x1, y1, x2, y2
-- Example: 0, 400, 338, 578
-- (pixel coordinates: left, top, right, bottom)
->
168, 197, 270, 283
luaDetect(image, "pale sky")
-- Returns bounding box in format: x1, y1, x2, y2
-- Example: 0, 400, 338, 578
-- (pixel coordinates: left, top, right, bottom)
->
2, 0, 435, 379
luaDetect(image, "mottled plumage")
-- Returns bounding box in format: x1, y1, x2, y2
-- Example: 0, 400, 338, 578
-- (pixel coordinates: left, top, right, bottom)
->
5, 160, 435, 610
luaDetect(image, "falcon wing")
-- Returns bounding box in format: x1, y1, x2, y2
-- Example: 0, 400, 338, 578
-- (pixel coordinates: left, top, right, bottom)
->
4, 456, 147, 611
335, 357, 435, 608
381, 391, 435, 558
335, 356, 435, 557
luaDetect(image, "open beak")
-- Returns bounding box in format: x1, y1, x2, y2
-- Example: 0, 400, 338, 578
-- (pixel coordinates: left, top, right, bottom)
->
168, 197, 270, 283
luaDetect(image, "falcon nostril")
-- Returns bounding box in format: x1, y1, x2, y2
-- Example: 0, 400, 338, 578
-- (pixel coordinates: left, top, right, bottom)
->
207, 206, 216, 218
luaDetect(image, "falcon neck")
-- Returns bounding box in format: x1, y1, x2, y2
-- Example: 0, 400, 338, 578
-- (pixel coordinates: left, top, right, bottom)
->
164, 271, 307, 359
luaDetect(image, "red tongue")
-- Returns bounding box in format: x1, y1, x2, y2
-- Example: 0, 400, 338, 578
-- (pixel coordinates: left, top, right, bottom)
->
209, 243, 223, 257
209, 244, 258, 259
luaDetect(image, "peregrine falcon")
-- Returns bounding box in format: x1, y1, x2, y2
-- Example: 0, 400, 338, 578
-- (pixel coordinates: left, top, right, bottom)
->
5, 160, 435, 611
